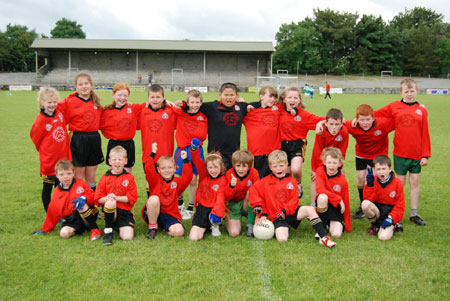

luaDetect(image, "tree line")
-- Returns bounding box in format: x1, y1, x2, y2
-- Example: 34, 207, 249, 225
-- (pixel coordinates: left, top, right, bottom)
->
1, 8, 449, 77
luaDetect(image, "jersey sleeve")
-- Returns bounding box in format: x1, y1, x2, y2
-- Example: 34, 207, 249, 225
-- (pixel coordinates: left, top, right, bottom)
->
30, 117, 46, 151
374, 103, 393, 118
190, 148, 207, 180
249, 182, 266, 215
41, 198, 60, 233
211, 180, 226, 218
83, 183, 96, 206
177, 160, 194, 194
224, 170, 235, 201
342, 180, 352, 232
390, 182, 405, 224
94, 176, 108, 206
363, 184, 377, 202
125, 177, 138, 207
311, 133, 325, 171
340, 127, 349, 158
421, 108, 431, 158
302, 110, 325, 130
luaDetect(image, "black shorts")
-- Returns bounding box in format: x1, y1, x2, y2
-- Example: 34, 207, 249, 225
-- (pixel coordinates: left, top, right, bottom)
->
192, 203, 213, 229
374, 202, 394, 223
71, 131, 104, 167
273, 206, 302, 229
61, 209, 97, 234
355, 157, 374, 171
316, 203, 344, 226
142, 208, 180, 230
106, 139, 135, 168
102, 207, 135, 228
221, 153, 233, 171
254, 155, 270, 178
281, 139, 307, 165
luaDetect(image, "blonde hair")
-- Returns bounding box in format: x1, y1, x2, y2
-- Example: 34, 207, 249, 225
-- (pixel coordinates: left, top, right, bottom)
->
268, 150, 288, 165
320, 147, 344, 165
278, 87, 306, 109
109, 145, 127, 158
400, 78, 418, 91
104, 82, 130, 110
259, 86, 277, 99
74, 73, 101, 108
205, 152, 226, 176
157, 156, 175, 166
187, 89, 203, 102
37, 87, 59, 109
55, 159, 74, 174
232, 149, 254, 167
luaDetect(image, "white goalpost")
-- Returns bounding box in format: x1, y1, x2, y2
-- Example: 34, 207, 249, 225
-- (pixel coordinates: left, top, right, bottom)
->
381, 70, 393, 79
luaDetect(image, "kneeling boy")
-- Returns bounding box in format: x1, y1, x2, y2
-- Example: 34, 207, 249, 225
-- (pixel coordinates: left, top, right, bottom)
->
33, 159, 102, 240
249, 150, 336, 247
143, 142, 193, 239
95, 146, 138, 245
361, 155, 405, 241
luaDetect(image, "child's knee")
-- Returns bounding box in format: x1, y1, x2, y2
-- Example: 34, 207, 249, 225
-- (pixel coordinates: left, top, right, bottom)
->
330, 228, 342, 238
60, 227, 74, 239
276, 234, 288, 242
361, 200, 371, 211
147, 196, 160, 208
316, 194, 328, 208
170, 225, 184, 237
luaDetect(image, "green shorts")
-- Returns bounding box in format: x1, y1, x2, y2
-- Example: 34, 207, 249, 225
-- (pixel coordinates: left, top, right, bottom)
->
394, 154, 421, 175
228, 200, 247, 220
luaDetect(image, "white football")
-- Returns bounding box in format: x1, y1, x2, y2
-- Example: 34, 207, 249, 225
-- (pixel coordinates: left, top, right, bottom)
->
253, 219, 275, 240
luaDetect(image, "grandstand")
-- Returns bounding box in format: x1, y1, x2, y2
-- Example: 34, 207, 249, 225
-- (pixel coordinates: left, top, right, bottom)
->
30, 39, 274, 90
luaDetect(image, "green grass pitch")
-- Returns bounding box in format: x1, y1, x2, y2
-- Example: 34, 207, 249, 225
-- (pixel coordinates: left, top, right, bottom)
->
0, 90, 449, 299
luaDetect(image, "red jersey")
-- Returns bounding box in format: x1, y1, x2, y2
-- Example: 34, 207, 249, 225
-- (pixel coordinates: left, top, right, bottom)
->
41, 179, 95, 233
191, 149, 226, 218
30, 110, 71, 176
249, 174, 299, 222
172, 107, 208, 148
94, 171, 138, 211
279, 108, 324, 141
315, 167, 351, 231
244, 105, 281, 156
224, 167, 260, 202
311, 126, 349, 172
363, 173, 405, 224
144, 154, 193, 220
344, 118, 395, 160
375, 100, 431, 160
100, 103, 145, 141
138, 102, 177, 163
326, 83, 330, 92
58, 92, 102, 132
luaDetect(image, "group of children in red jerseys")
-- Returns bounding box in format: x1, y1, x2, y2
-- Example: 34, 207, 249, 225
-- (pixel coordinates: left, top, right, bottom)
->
30, 75, 430, 247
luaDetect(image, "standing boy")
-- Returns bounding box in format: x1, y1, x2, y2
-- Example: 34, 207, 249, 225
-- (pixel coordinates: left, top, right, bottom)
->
95, 146, 138, 245
249, 150, 336, 247
361, 155, 405, 240
375, 79, 430, 225
324, 82, 331, 100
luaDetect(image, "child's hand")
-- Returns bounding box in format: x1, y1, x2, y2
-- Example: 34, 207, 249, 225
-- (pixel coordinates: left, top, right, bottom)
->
351, 118, 358, 128
311, 171, 316, 181
255, 216, 267, 225
174, 100, 183, 107
209, 213, 222, 225
339, 200, 345, 214
289, 109, 296, 116
420, 158, 428, 166
32, 229, 46, 236
152, 142, 158, 154
315, 120, 326, 134
237, 97, 246, 103
165, 100, 175, 107
366, 167, 374, 187
247, 105, 255, 112
180, 151, 188, 160
230, 173, 237, 187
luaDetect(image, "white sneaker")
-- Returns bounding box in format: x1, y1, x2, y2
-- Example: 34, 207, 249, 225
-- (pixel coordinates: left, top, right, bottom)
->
181, 209, 194, 220
178, 205, 187, 217
314, 233, 320, 240
211, 225, 221, 237
298, 183, 303, 198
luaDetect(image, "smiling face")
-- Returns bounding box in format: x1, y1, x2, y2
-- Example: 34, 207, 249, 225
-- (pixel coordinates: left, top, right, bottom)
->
283, 90, 301, 110
56, 168, 75, 189
357, 114, 374, 131
187, 96, 202, 113
325, 118, 343, 136
75, 76, 93, 99
324, 155, 341, 176
157, 159, 176, 181
148, 91, 164, 109
401, 84, 418, 103
113, 89, 130, 108
42, 95, 59, 115
260, 91, 277, 108
374, 162, 391, 181
269, 161, 287, 179
219, 88, 238, 108
108, 152, 127, 175
207, 159, 222, 178
234, 162, 250, 178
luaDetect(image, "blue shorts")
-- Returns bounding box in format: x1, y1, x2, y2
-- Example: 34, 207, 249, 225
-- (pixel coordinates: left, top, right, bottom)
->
174, 146, 204, 176
157, 213, 182, 231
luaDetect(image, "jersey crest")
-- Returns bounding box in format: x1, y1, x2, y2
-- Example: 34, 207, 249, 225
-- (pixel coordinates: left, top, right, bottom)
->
389, 191, 396, 198
336, 135, 343, 142
234, 105, 240, 111
333, 184, 341, 192
223, 112, 239, 126
58, 112, 64, 122
374, 130, 382, 136
46, 124, 52, 131
286, 183, 294, 190
171, 182, 178, 189
127, 107, 132, 114
246, 180, 253, 187
271, 105, 278, 111
53, 126, 66, 142
415, 109, 423, 116
76, 186, 85, 194
294, 115, 302, 122
162, 112, 169, 119
197, 115, 204, 121
122, 179, 129, 187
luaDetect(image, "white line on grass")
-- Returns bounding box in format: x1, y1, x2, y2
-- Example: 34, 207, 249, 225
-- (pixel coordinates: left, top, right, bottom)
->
252, 240, 280, 301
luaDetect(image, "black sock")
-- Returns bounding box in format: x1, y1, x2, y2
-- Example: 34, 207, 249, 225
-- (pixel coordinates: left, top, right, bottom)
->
358, 186, 364, 203
178, 195, 184, 206
310, 217, 328, 238
103, 207, 115, 229
42, 181, 54, 212
187, 203, 194, 211
89, 183, 96, 192
80, 207, 99, 230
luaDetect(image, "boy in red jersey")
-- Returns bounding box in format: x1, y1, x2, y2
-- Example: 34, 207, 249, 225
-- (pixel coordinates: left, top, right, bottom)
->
279, 87, 325, 198
311, 108, 348, 204
224, 150, 260, 237
249, 150, 336, 247
315, 148, 351, 238
374, 79, 430, 226
362, 155, 405, 240
344, 104, 395, 219
95, 146, 138, 245
143, 143, 193, 239
58, 73, 103, 190
30, 87, 71, 212
33, 160, 102, 241
172, 90, 208, 220
100, 82, 145, 173
243, 86, 282, 178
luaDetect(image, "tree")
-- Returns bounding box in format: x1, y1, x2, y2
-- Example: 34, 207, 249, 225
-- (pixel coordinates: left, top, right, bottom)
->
0, 24, 37, 72
50, 18, 86, 38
